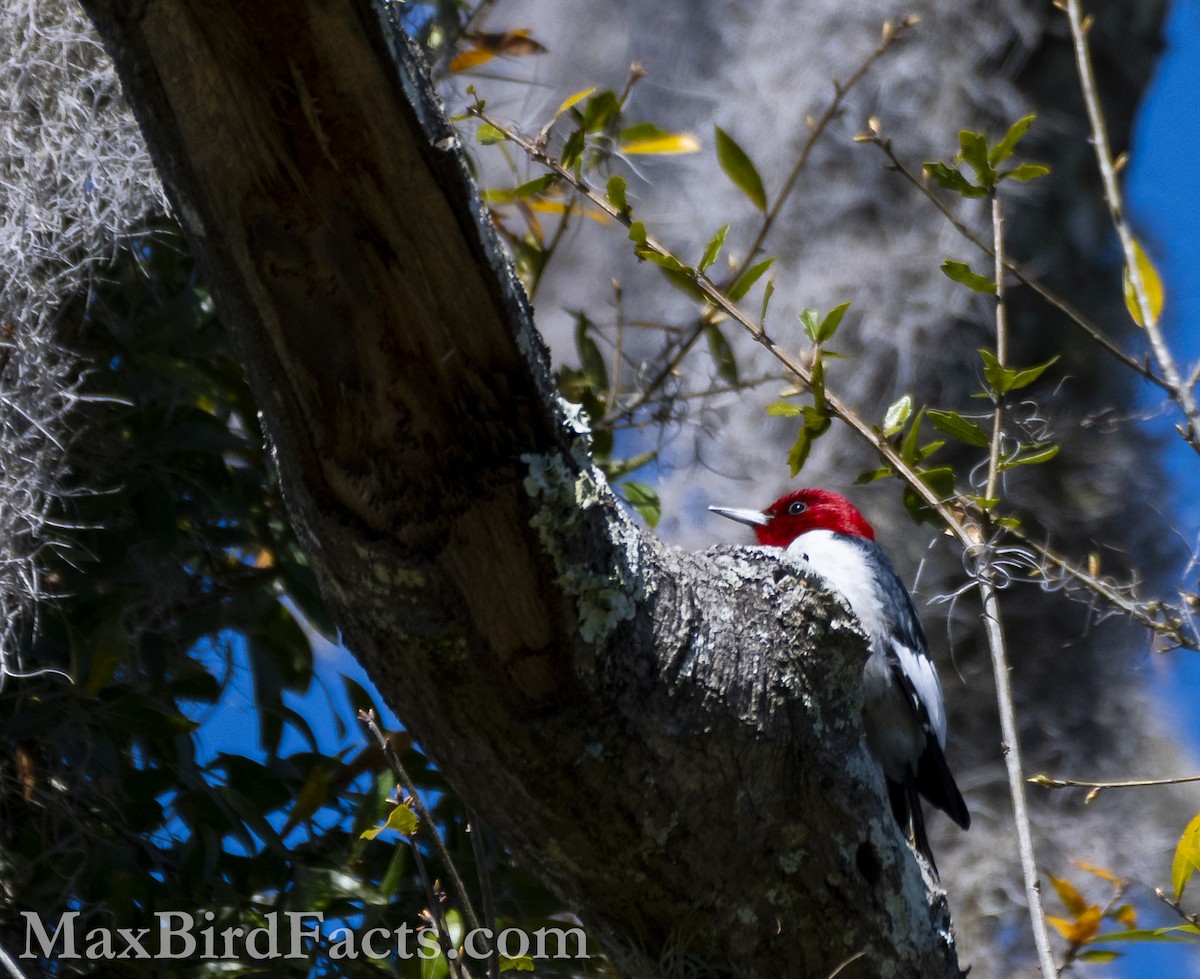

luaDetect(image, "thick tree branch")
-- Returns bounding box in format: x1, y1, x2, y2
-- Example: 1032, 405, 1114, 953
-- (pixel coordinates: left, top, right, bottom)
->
78, 1, 965, 974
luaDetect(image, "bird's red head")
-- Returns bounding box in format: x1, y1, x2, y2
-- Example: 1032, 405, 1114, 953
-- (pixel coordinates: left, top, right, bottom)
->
710, 488, 875, 548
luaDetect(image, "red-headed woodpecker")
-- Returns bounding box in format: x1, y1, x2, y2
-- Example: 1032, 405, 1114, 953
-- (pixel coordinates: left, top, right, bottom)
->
710, 488, 969, 874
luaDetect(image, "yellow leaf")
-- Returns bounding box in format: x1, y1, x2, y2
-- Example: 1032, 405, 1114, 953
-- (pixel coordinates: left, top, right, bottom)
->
1112, 903, 1137, 930
360, 801, 419, 841
526, 199, 611, 224
1073, 860, 1120, 884
1172, 812, 1200, 900
555, 87, 597, 117
1049, 874, 1088, 916
466, 29, 546, 57
1046, 916, 1077, 939
620, 132, 702, 155
1122, 238, 1164, 328
449, 48, 496, 73
1068, 906, 1104, 945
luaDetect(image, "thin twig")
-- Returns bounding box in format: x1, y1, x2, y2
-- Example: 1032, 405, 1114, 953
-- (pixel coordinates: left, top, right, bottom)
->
1003, 521, 1194, 650
1063, 0, 1200, 454
358, 709, 484, 937
977, 191, 1058, 978
613, 16, 914, 425
1156, 888, 1200, 930
744, 15, 917, 268
825, 950, 866, 979
468, 812, 500, 979
1031, 773, 1200, 792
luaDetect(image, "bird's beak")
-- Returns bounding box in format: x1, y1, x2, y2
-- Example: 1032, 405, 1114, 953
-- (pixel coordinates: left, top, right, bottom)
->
708, 505, 769, 528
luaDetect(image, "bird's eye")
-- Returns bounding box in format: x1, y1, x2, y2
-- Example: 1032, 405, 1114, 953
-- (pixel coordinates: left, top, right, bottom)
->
788, 501, 808, 515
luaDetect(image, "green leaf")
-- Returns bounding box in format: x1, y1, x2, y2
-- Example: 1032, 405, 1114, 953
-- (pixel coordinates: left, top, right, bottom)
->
917, 465, 955, 498
1000, 162, 1050, 182
766, 402, 803, 417
979, 349, 1060, 394
715, 126, 767, 211
477, 122, 507, 145
808, 357, 827, 413
360, 801, 419, 841
818, 301, 851, 342
657, 265, 707, 302
561, 128, 586, 171
574, 314, 608, 391
642, 250, 689, 272
500, 956, 536, 972
759, 275, 775, 325
627, 221, 648, 246
606, 174, 628, 213
700, 224, 729, 272
941, 260, 996, 294
621, 480, 661, 528
883, 394, 913, 436
513, 173, 558, 197
787, 426, 813, 476
958, 129, 995, 187
801, 405, 830, 435
998, 443, 1060, 471
619, 121, 670, 144
927, 409, 990, 447
900, 409, 924, 463
1078, 951, 1123, 964
916, 439, 945, 461
1174, 813, 1200, 900
705, 324, 738, 384
799, 308, 822, 342
1089, 925, 1200, 944
604, 450, 657, 480
854, 466, 893, 484
924, 161, 987, 198
990, 114, 1035, 166
580, 90, 620, 132
1007, 354, 1061, 391
728, 257, 775, 301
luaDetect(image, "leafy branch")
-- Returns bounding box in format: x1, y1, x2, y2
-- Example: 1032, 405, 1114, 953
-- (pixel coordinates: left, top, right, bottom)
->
968, 131, 1057, 976
858, 125, 1169, 391
467, 103, 1200, 657
1060, 0, 1200, 454
604, 16, 915, 431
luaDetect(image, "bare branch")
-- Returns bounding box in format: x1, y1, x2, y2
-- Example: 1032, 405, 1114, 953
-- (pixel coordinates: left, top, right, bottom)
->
976, 190, 1057, 977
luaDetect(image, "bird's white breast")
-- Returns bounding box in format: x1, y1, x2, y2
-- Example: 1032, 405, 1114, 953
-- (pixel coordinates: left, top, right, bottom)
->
785, 530, 889, 636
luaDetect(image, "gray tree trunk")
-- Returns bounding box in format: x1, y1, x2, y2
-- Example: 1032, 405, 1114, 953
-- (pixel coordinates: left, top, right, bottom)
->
78, 1, 966, 975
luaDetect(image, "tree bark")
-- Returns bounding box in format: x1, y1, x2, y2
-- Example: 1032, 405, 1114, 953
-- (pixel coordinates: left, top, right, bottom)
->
79, 1, 964, 974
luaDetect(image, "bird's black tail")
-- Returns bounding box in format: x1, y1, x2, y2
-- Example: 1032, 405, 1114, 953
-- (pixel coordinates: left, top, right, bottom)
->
917, 741, 971, 830
889, 774, 939, 876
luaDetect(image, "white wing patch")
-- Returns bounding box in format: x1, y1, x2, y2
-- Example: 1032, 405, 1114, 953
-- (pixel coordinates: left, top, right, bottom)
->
892, 639, 946, 747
